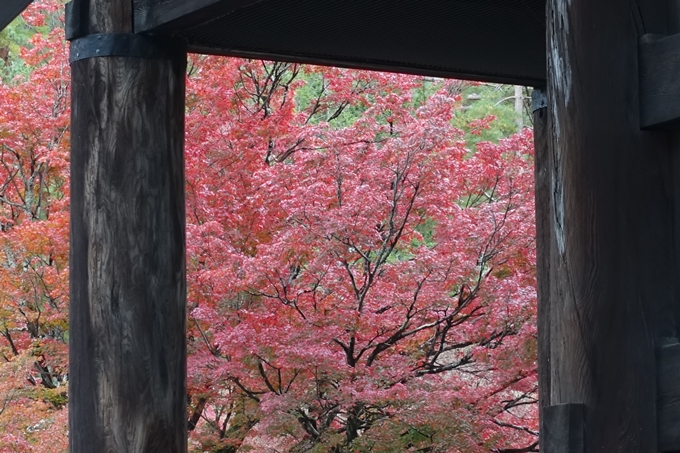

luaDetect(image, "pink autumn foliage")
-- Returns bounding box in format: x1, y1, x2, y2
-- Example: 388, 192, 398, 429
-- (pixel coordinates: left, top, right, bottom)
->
185, 57, 537, 452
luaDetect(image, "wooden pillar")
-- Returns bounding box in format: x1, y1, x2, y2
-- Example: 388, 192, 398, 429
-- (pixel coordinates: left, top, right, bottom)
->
539, 0, 678, 451
532, 87, 551, 441
68, 0, 188, 451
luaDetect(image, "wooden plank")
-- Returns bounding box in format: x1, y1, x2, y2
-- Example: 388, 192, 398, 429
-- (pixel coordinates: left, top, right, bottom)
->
533, 88, 553, 437
69, 1, 188, 452
134, 0, 263, 33
541, 0, 677, 451
0, 0, 32, 32
670, 0, 680, 33
636, 0, 669, 34
542, 404, 584, 453
639, 33, 680, 129
657, 339, 680, 451
185, 45, 546, 87
133, 0, 546, 86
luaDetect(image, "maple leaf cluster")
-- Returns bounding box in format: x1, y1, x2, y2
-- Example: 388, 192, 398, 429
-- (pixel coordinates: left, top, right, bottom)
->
0, 2, 537, 452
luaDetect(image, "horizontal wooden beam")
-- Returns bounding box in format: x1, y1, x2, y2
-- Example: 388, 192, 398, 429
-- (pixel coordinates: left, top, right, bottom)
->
186, 45, 545, 87
0, 0, 32, 33
134, 0, 546, 86
639, 33, 680, 129
134, 0, 263, 33
657, 339, 680, 451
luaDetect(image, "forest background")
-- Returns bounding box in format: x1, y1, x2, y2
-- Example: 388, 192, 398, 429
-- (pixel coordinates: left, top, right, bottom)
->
0, 2, 539, 452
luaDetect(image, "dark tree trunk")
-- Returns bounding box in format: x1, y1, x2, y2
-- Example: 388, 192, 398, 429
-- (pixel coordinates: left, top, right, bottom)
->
539, 0, 678, 451
69, 1, 188, 452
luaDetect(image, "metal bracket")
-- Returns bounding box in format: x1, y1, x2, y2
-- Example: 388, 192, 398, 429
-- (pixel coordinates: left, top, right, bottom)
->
69, 33, 187, 64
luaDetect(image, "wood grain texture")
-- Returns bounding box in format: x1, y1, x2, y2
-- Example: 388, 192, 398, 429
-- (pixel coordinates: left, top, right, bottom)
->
533, 97, 552, 438
657, 339, 680, 451
541, 0, 678, 451
88, 0, 133, 34
69, 53, 187, 452
542, 404, 584, 453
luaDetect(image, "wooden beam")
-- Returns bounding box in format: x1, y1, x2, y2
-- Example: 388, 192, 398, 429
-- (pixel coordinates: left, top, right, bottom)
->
540, 0, 677, 451
635, 0, 669, 34
134, 0, 263, 33
69, 0, 188, 451
542, 404, 584, 453
185, 45, 546, 88
639, 33, 680, 129
134, 0, 546, 87
657, 339, 680, 451
0, 0, 32, 33
533, 87, 554, 453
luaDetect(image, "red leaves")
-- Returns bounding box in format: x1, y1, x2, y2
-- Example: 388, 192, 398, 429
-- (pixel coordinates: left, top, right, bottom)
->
0, 2, 70, 449
185, 62, 538, 451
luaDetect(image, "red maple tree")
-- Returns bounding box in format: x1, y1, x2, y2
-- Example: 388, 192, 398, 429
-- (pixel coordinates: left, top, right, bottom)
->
0, 3, 70, 451
184, 58, 537, 452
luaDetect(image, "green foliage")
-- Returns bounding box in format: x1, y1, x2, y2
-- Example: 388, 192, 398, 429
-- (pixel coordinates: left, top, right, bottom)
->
0, 3, 65, 83
411, 78, 443, 108
42, 389, 68, 409
0, 17, 34, 82
454, 84, 533, 147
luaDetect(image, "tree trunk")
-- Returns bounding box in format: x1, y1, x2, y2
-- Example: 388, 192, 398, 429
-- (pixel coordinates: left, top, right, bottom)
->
514, 85, 524, 131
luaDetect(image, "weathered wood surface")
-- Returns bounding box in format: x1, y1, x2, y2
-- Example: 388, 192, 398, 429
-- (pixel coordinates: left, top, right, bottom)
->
0, 0, 32, 32
657, 339, 680, 451
87, 0, 132, 34
539, 0, 678, 451
533, 90, 551, 443
639, 33, 680, 129
70, 54, 187, 453
69, 1, 187, 452
542, 404, 584, 453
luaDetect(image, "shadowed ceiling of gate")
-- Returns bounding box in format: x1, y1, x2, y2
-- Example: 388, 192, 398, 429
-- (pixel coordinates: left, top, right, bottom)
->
3, 0, 547, 85
140, 0, 547, 85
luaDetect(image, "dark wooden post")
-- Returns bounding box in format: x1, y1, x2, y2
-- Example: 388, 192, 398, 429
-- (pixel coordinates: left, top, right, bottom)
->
539, 0, 678, 451
68, 0, 188, 451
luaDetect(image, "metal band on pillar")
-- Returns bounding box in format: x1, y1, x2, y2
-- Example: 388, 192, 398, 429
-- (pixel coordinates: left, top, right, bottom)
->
69, 33, 187, 63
